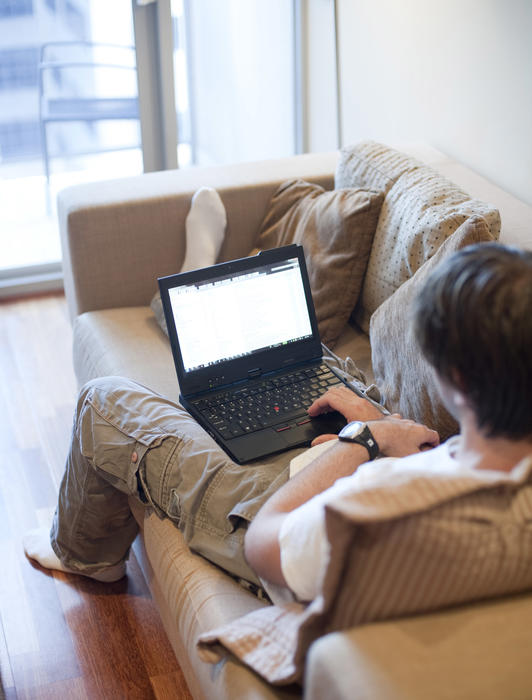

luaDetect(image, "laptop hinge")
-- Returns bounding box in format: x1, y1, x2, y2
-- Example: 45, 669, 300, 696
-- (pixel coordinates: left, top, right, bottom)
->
248, 367, 262, 379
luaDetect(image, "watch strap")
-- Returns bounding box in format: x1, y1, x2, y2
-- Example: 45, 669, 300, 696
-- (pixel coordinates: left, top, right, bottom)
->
338, 422, 379, 460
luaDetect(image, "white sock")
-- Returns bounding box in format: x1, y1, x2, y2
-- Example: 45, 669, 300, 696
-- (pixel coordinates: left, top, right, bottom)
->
23, 527, 126, 583
181, 187, 227, 272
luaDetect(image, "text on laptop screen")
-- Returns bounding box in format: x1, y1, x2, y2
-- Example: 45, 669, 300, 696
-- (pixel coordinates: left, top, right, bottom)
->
168, 257, 313, 372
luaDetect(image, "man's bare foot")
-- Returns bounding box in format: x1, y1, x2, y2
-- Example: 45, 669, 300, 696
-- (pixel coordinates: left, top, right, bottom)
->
23, 527, 126, 582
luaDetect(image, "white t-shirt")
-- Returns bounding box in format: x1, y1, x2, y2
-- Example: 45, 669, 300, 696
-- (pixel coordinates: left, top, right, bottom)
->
279, 437, 465, 602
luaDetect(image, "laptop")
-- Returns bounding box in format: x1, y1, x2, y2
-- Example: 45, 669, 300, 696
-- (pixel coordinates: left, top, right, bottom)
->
158, 244, 347, 463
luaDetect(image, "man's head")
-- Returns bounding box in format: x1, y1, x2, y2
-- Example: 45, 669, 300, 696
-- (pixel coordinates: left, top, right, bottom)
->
414, 242, 532, 440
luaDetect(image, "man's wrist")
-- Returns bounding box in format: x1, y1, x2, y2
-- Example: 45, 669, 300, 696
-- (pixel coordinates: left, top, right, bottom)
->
338, 421, 379, 460
367, 418, 404, 457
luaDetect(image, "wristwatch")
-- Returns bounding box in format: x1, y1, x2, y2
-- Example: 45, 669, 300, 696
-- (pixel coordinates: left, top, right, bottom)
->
338, 421, 379, 460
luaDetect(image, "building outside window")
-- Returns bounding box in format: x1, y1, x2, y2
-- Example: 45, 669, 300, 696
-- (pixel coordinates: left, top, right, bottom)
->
0, 0, 140, 276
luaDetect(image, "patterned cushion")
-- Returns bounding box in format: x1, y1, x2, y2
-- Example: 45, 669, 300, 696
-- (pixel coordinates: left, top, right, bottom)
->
335, 139, 418, 193
335, 141, 501, 332
254, 179, 383, 347
369, 217, 496, 440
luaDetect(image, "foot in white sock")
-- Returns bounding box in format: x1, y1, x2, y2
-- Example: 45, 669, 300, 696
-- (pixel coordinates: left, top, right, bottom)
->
181, 187, 227, 272
23, 527, 126, 582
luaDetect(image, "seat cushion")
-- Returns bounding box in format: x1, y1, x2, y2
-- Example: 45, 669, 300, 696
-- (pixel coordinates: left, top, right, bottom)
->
73, 306, 374, 396
73, 306, 180, 399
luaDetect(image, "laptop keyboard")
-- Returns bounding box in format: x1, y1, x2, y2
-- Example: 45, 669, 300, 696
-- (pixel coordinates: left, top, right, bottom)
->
190, 364, 341, 440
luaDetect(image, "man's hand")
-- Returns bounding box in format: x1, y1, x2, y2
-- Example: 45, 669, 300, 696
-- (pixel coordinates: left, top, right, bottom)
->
368, 416, 440, 457
308, 385, 385, 445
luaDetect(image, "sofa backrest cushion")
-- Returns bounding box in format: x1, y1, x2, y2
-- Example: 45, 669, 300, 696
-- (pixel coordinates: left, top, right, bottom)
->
254, 179, 384, 347
369, 216, 495, 440
336, 141, 501, 332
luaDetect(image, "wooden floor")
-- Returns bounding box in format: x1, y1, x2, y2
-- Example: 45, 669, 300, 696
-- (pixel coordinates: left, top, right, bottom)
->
0, 293, 193, 699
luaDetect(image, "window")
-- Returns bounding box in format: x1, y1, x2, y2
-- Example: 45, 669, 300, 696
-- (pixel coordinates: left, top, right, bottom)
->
0, 121, 40, 159
65, 0, 85, 37
0, 47, 39, 90
0, 0, 33, 18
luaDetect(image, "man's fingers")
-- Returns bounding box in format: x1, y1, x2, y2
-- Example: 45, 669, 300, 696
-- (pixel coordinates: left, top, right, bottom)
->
422, 427, 440, 448
307, 395, 333, 416
308, 385, 366, 416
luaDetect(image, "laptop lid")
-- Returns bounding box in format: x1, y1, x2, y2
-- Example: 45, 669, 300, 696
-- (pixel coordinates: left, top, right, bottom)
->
158, 245, 323, 398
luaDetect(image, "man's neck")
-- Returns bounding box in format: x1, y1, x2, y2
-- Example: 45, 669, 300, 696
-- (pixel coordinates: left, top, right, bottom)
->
456, 414, 532, 472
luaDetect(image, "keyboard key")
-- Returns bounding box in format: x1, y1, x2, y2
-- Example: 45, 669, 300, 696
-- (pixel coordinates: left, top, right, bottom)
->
194, 363, 344, 439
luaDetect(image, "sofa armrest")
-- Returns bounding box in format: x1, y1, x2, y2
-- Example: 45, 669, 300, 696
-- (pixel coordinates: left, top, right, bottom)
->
59, 152, 337, 321
304, 593, 532, 700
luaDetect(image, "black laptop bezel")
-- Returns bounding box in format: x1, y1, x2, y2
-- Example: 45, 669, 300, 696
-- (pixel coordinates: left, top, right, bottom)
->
158, 244, 323, 398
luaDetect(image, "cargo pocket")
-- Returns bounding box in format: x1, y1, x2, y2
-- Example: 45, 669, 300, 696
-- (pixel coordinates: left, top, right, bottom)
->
77, 389, 173, 499
200, 461, 290, 535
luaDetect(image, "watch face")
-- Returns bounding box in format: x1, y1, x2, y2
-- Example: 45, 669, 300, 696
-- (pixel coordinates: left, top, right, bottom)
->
339, 421, 365, 440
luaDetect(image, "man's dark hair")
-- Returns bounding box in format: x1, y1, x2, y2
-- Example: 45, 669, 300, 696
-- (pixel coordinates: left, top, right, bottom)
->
414, 242, 532, 440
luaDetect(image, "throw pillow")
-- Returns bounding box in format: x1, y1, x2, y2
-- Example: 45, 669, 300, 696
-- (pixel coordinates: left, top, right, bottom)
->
334, 141, 501, 332
254, 179, 384, 347
197, 451, 532, 684
150, 289, 168, 335
370, 216, 495, 440
335, 139, 419, 193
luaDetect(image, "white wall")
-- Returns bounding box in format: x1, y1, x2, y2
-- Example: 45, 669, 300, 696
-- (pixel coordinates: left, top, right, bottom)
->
336, 0, 532, 205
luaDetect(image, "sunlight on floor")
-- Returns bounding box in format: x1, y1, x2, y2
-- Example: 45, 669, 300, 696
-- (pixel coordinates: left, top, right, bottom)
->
0, 150, 143, 271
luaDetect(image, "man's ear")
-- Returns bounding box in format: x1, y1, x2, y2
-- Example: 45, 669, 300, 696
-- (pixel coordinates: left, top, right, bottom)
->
449, 368, 467, 396
434, 370, 467, 421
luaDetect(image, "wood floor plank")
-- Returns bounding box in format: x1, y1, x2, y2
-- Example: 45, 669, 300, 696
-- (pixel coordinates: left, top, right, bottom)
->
54, 572, 158, 699
17, 675, 88, 700
0, 539, 41, 657
0, 293, 192, 700
151, 671, 193, 699
0, 615, 15, 696
119, 555, 180, 675
0, 448, 44, 539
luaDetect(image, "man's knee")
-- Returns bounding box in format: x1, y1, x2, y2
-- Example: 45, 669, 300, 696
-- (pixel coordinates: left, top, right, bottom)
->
75, 376, 153, 428
77, 376, 142, 405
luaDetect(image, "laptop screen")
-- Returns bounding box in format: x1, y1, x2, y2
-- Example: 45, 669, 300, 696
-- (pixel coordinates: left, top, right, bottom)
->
167, 255, 313, 373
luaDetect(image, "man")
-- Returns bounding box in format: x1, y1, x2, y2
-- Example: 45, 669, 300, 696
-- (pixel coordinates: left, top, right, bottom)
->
25, 243, 532, 604
246, 242, 532, 601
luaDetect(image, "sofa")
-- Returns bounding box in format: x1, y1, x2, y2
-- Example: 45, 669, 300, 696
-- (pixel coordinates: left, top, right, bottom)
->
58, 142, 532, 699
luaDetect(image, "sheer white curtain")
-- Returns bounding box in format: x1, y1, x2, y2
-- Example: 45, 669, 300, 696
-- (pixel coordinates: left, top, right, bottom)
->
179, 0, 296, 166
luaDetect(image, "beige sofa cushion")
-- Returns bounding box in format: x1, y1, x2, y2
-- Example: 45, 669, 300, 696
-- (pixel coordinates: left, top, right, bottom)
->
73, 306, 373, 400
369, 216, 495, 439
72, 307, 180, 399
255, 179, 384, 346
336, 141, 501, 332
